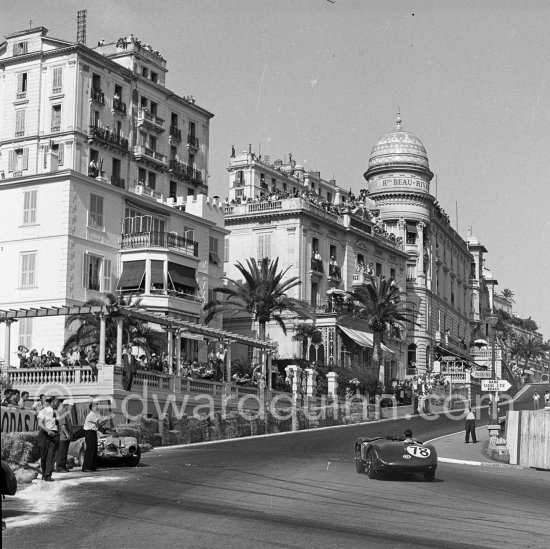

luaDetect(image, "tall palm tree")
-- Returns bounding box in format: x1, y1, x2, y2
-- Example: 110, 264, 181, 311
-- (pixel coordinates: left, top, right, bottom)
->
203, 257, 313, 341
64, 293, 164, 358
346, 276, 418, 375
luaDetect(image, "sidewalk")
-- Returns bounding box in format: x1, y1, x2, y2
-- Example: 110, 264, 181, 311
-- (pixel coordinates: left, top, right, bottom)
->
428, 428, 497, 465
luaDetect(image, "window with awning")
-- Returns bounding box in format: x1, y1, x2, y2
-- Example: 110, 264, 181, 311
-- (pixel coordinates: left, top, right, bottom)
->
168, 262, 197, 291
117, 260, 145, 290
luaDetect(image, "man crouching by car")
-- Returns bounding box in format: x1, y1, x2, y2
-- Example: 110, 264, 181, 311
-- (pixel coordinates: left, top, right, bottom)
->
37, 396, 60, 481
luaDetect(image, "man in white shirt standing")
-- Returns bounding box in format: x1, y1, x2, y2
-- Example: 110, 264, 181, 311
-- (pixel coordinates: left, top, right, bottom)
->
37, 396, 60, 481
464, 406, 477, 444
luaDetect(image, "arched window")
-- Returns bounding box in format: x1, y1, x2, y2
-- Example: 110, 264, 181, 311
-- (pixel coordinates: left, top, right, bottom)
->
407, 344, 417, 367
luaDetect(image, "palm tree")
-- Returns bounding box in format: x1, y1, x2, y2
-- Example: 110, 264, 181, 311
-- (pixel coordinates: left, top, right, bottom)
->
203, 257, 313, 341
64, 293, 164, 358
346, 276, 418, 376
513, 334, 549, 374
501, 288, 515, 304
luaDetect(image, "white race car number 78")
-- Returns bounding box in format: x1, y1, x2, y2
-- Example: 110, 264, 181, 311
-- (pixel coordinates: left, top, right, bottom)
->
406, 445, 431, 458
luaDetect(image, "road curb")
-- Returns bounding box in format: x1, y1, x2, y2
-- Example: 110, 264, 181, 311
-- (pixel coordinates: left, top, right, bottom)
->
425, 432, 529, 470
437, 457, 527, 470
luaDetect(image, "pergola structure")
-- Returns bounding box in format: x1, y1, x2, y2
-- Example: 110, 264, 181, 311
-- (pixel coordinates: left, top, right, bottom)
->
1, 305, 276, 385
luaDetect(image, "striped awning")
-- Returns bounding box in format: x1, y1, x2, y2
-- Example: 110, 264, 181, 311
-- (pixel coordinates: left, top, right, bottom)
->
338, 325, 394, 353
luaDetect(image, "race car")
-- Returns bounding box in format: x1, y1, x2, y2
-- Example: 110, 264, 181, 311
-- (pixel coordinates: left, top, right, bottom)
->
69, 431, 141, 468
354, 435, 437, 481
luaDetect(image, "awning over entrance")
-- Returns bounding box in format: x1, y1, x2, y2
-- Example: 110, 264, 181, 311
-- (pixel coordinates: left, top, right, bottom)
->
168, 263, 198, 288
338, 325, 374, 347
118, 260, 145, 290
338, 325, 394, 353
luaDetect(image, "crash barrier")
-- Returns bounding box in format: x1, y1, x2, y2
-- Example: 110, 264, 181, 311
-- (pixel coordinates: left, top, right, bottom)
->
506, 409, 550, 469
1, 406, 38, 433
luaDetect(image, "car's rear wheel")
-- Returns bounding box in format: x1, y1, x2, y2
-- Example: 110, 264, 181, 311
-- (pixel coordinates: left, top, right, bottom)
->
126, 446, 141, 467
355, 447, 365, 474
365, 449, 378, 479
424, 469, 436, 482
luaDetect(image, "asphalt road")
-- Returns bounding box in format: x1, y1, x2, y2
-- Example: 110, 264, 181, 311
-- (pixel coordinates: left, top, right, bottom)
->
3, 410, 549, 549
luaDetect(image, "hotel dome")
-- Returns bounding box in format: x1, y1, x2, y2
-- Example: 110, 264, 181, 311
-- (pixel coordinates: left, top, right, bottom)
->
364, 111, 433, 181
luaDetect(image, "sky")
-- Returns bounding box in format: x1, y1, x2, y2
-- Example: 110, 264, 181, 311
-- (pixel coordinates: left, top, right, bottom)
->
2, 0, 549, 337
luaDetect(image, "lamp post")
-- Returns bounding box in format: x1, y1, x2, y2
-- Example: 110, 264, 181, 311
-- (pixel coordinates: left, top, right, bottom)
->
487, 312, 499, 422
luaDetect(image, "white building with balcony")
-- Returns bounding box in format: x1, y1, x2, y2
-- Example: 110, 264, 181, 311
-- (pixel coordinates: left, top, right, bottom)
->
224, 149, 409, 386
0, 26, 225, 364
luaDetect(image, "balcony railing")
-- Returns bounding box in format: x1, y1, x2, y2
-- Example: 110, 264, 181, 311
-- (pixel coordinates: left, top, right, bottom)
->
311, 258, 324, 273
133, 145, 167, 166
160, 290, 204, 303
111, 175, 125, 188
169, 126, 182, 141
112, 98, 127, 115
169, 159, 192, 180
120, 231, 199, 257
137, 108, 165, 132
187, 135, 199, 149
88, 125, 129, 152
91, 89, 105, 105
328, 264, 342, 279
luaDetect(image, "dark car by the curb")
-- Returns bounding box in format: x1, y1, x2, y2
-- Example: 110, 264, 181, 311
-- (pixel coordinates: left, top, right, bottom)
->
355, 435, 438, 481
1, 460, 17, 496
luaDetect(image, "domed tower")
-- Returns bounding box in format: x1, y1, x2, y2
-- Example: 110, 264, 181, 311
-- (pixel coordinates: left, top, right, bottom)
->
364, 110, 434, 287
364, 111, 436, 374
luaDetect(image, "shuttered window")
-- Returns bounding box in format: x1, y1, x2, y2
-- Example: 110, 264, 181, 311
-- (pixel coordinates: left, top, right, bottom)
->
89, 194, 104, 228
83, 253, 101, 291
51, 105, 61, 132
23, 190, 37, 224
17, 72, 28, 98
15, 109, 25, 136
20, 252, 36, 288
52, 67, 63, 93
103, 259, 112, 292
256, 233, 272, 261
18, 318, 33, 350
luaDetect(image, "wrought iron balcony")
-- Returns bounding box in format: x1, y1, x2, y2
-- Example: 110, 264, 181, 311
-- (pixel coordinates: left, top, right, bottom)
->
112, 98, 127, 115
137, 108, 165, 133
169, 126, 182, 141
311, 258, 324, 273
88, 125, 129, 153
120, 230, 199, 257
187, 135, 199, 150
328, 264, 342, 279
91, 89, 105, 105
169, 159, 192, 180
111, 175, 125, 188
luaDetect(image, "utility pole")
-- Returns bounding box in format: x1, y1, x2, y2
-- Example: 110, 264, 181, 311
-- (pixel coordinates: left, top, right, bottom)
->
76, 9, 87, 45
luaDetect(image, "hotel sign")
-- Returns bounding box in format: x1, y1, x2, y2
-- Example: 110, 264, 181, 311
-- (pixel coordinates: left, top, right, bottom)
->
374, 176, 430, 194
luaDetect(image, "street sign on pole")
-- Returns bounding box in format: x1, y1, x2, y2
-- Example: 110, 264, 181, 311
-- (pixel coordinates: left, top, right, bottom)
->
471, 370, 493, 379
481, 379, 511, 392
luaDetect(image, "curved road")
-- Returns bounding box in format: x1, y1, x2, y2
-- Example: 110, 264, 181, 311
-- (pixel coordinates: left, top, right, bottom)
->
3, 411, 549, 548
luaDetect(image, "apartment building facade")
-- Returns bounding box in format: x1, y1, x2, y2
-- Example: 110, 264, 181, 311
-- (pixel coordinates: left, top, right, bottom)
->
0, 27, 225, 363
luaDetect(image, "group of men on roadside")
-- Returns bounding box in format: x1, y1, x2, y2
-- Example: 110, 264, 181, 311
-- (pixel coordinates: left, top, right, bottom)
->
36, 395, 113, 481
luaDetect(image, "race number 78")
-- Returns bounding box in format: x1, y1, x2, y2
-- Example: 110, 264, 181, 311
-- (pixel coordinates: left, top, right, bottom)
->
406, 445, 431, 458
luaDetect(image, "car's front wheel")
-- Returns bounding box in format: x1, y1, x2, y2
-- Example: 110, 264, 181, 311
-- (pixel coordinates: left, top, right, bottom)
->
126, 446, 141, 467
355, 447, 365, 474
365, 449, 378, 479
424, 469, 436, 482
